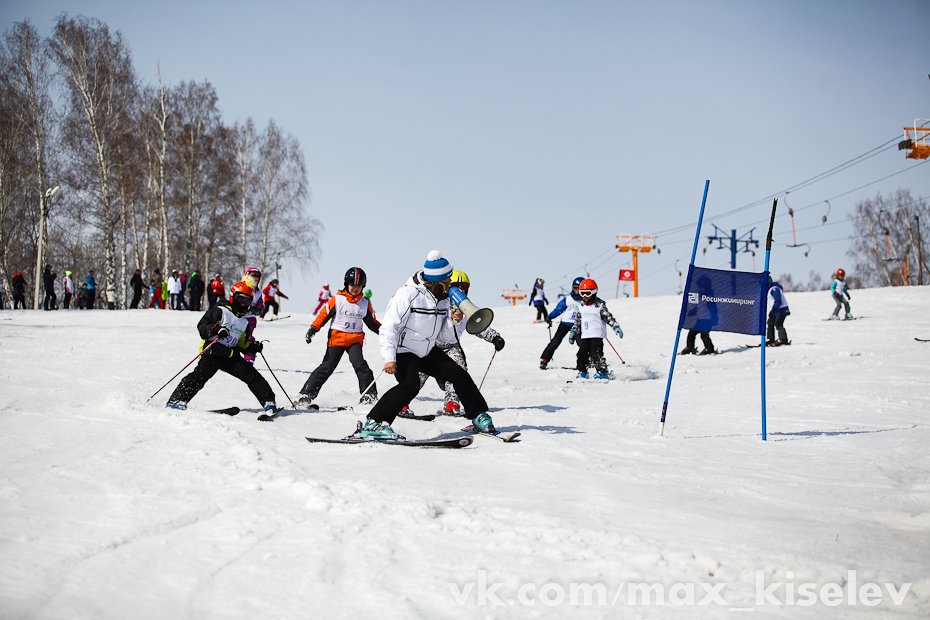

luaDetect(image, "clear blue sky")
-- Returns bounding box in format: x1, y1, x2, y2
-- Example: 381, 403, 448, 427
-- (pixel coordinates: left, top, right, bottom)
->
4, 0, 929, 311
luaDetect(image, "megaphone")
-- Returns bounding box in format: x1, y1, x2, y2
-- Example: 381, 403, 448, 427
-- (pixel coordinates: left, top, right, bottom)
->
448, 286, 494, 334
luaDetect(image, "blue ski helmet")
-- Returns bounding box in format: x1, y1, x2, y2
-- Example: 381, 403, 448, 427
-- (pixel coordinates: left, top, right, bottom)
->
572, 276, 584, 288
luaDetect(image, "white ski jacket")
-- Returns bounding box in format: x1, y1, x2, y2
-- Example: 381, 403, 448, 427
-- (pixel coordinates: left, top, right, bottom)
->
379, 272, 457, 362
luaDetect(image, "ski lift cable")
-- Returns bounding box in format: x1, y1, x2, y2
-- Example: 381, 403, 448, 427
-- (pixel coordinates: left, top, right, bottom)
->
651, 134, 905, 238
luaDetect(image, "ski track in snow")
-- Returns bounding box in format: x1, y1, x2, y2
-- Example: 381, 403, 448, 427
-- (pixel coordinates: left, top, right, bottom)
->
1, 286, 929, 618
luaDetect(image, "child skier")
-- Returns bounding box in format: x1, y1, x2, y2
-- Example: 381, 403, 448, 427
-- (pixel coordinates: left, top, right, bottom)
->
539, 276, 584, 369
568, 278, 623, 379
241, 266, 265, 316
829, 268, 853, 320
356, 251, 496, 440
260, 279, 289, 320
414, 270, 505, 416
166, 281, 277, 414
767, 278, 791, 345
529, 277, 549, 323
297, 267, 381, 407
313, 283, 331, 315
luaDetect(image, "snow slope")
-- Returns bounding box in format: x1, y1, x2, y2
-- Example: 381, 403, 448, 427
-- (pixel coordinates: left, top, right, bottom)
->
1, 286, 929, 619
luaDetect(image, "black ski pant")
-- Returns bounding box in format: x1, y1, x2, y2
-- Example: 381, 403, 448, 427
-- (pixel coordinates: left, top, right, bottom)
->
576, 338, 607, 373
767, 313, 788, 343
534, 302, 548, 321
13, 293, 26, 309
261, 300, 279, 318
300, 343, 375, 400
43, 291, 57, 310
63, 292, 72, 309
85, 290, 96, 309
685, 330, 714, 351
189, 294, 202, 312
130, 290, 142, 308
168, 353, 275, 406
369, 347, 488, 425
540, 322, 573, 363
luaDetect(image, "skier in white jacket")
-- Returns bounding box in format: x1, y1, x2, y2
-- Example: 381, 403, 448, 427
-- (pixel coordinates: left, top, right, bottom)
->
356, 250, 497, 440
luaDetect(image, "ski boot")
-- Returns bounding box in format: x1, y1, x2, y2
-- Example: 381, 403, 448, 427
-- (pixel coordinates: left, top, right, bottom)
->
539, 358, 549, 370
472, 412, 496, 434
360, 392, 377, 405
166, 400, 188, 410
593, 370, 611, 380
576, 371, 590, 379
357, 418, 404, 440
698, 348, 717, 355
297, 394, 314, 407
679, 347, 697, 355
843, 314, 854, 321
441, 400, 462, 416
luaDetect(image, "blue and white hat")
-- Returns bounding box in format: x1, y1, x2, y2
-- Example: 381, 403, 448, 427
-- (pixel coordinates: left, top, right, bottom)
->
422, 250, 453, 282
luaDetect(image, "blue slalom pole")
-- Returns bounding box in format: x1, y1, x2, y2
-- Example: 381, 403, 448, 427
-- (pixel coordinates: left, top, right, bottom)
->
760, 198, 779, 441
659, 180, 710, 437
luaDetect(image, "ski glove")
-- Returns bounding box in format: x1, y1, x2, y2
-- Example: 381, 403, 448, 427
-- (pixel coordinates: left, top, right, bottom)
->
215, 327, 230, 341
492, 335, 506, 351
245, 340, 263, 353
613, 324, 624, 338
568, 330, 576, 345
545, 317, 552, 327
305, 326, 317, 344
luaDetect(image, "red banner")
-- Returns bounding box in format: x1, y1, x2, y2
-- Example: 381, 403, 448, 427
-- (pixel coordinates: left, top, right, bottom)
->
619, 269, 635, 281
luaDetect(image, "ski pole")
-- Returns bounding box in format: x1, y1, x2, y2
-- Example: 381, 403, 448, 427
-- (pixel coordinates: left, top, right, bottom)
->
259, 348, 297, 407
146, 338, 218, 403
605, 337, 626, 365
478, 350, 497, 391
336, 370, 384, 411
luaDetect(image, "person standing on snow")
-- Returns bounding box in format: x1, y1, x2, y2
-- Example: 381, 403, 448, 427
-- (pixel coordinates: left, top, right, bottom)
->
260, 279, 289, 320
42, 265, 57, 310
167, 270, 182, 310
241, 266, 265, 316
187, 271, 204, 311
529, 277, 549, 323
129, 269, 144, 309
11, 271, 27, 309
767, 279, 791, 345
829, 268, 853, 320
85, 270, 97, 309
569, 278, 623, 379
353, 251, 497, 440
62, 270, 74, 309
411, 270, 505, 416
297, 267, 381, 407
166, 281, 276, 414
313, 283, 332, 315
539, 276, 584, 370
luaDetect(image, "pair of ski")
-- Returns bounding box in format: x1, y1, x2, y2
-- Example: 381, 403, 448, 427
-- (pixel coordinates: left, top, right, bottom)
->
305, 426, 520, 448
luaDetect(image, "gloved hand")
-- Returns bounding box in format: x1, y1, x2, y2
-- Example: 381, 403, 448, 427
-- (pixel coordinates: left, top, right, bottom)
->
613, 324, 624, 338
246, 340, 263, 353
545, 317, 552, 327
568, 330, 576, 345
492, 335, 505, 351
215, 327, 229, 340
305, 326, 317, 344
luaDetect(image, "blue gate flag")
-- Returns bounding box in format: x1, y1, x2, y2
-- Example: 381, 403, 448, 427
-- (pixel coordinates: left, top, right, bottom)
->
679, 266, 768, 336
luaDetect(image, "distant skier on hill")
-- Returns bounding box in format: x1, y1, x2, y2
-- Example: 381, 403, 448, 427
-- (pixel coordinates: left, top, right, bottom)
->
260, 279, 289, 320
767, 279, 791, 345
529, 277, 549, 323
313, 283, 331, 315
828, 268, 853, 320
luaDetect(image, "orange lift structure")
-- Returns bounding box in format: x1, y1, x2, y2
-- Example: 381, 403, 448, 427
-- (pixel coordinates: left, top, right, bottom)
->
898, 120, 930, 159
501, 288, 526, 306
615, 234, 655, 298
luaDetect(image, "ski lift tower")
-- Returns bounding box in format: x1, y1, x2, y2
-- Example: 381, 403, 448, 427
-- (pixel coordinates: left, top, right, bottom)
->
898, 120, 930, 159
615, 234, 654, 298
501, 288, 526, 306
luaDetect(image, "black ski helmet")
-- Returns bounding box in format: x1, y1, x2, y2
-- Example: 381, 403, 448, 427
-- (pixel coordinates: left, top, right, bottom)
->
344, 267, 367, 288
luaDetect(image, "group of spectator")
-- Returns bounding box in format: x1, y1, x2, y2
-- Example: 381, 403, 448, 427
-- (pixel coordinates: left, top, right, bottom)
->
2, 267, 98, 310
132, 268, 211, 311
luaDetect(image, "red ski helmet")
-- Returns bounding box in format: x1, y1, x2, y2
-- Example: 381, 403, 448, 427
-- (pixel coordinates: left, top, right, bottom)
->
578, 278, 598, 296
229, 281, 254, 312
836, 268, 845, 278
